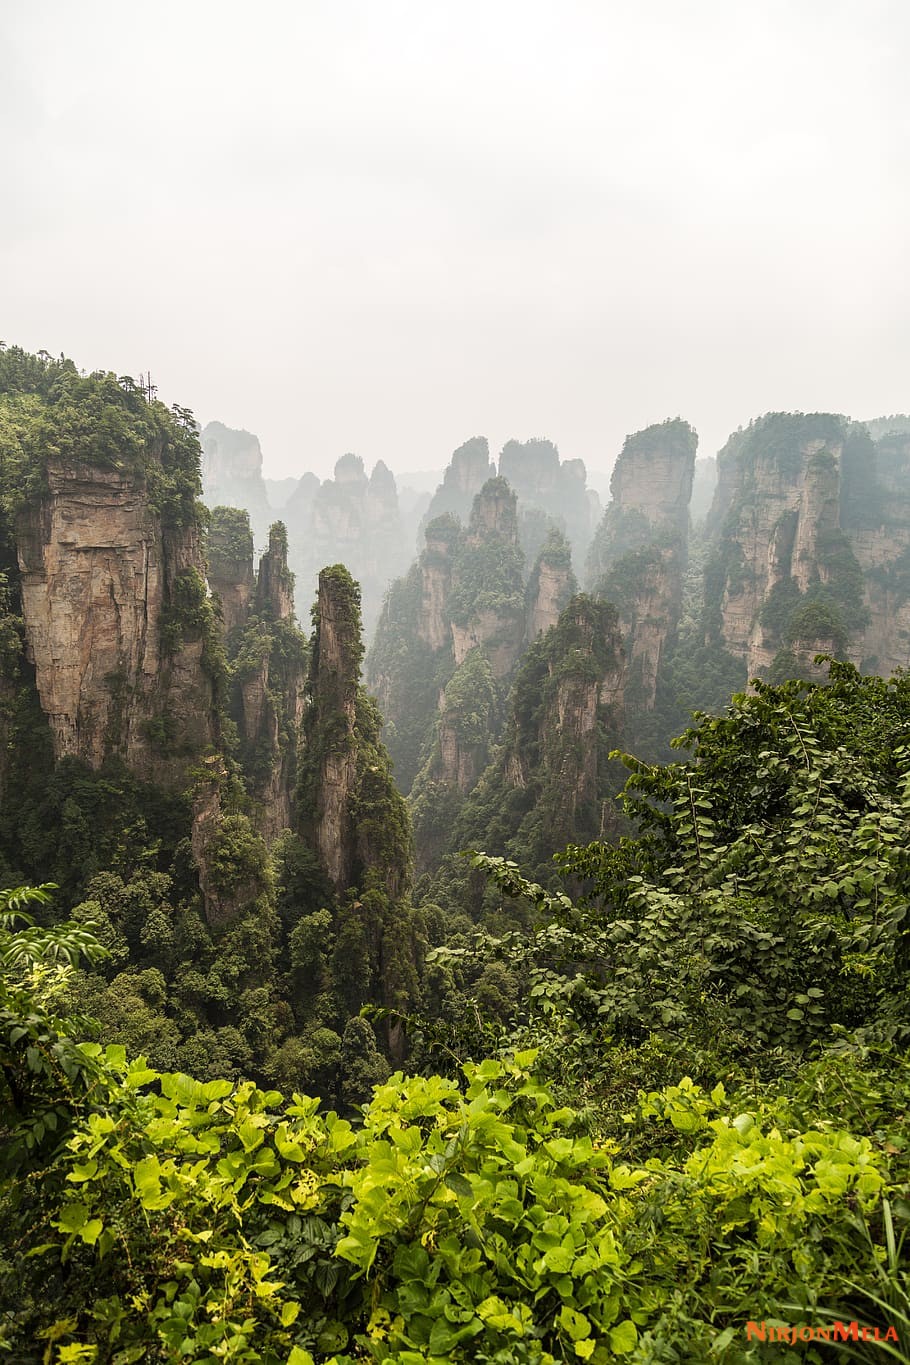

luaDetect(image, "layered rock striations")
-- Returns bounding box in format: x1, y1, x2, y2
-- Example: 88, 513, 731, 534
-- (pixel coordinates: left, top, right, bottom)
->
587, 419, 697, 714
703, 415, 874, 680
17, 452, 220, 788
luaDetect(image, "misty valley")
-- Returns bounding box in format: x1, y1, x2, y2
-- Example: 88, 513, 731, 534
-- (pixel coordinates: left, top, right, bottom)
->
4, 345, 910, 1361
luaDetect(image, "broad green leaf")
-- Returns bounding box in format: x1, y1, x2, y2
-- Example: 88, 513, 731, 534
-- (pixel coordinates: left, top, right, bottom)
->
609, 1320, 638, 1354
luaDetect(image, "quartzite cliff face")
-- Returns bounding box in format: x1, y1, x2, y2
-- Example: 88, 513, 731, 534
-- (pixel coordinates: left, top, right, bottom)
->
299, 565, 410, 899
223, 519, 307, 841
441, 594, 625, 880
586, 419, 697, 713
201, 421, 273, 546
17, 455, 219, 786
704, 415, 888, 680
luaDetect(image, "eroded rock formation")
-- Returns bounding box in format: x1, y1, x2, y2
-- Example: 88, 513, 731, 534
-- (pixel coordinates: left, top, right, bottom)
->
201, 421, 272, 546
207, 506, 255, 635
704, 415, 873, 680
440, 595, 626, 880
422, 436, 495, 529
226, 519, 307, 841
282, 454, 410, 640
17, 456, 219, 786
299, 565, 410, 899
587, 419, 697, 712
526, 529, 576, 640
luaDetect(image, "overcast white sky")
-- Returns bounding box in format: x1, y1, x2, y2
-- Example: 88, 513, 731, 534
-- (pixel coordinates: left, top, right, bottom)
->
2, 1, 908, 487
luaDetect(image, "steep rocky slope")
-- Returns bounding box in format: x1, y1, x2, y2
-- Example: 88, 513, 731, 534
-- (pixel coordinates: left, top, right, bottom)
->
422, 436, 495, 528
206, 505, 255, 635
499, 437, 599, 568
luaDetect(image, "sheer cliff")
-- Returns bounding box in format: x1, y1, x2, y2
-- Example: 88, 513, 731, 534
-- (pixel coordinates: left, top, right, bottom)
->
367, 478, 531, 798
5, 362, 222, 790
499, 437, 599, 568
298, 565, 410, 899
424, 594, 625, 901
201, 421, 272, 546
219, 517, 307, 841
704, 415, 874, 680
587, 419, 697, 716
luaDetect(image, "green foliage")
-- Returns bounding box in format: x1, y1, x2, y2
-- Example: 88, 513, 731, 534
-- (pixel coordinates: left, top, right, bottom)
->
0, 752, 194, 902
448, 543, 525, 628
452, 662, 910, 1082
785, 598, 848, 652
310, 565, 365, 677
0, 350, 204, 533
585, 507, 654, 586
207, 504, 255, 569
225, 606, 307, 792
2, 1028, 905, 1364
367, 564, 448, 793
724, 412, 847, 482
207, 814, 271, 896
0, 885, 108, 1176
619, 417, 697, 464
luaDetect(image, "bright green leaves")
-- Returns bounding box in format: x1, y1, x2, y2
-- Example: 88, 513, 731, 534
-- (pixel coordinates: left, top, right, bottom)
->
608, 1319, 639, 1354
12, 1041, 902, 1365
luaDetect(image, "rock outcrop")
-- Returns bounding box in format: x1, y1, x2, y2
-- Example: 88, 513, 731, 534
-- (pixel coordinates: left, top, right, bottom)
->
16, 455, 220, 786
256, 522, 295, 621
422, 437, 495, 529
526, 529, 576, 640
298, 565, 410, 899
499, 438, 599, 568
207, 506, 255, 635
704, 414, 871, 680
283, 455, 410, 640
201, 421, 272, 546
367, 480, 527, 797
449, 478, 526, 679
227, 520, 307, 841
587, 419, 697, 712
438, 595, 626, 881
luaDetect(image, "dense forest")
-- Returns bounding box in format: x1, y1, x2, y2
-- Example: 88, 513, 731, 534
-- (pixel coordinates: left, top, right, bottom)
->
3, 345, 910, 1361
